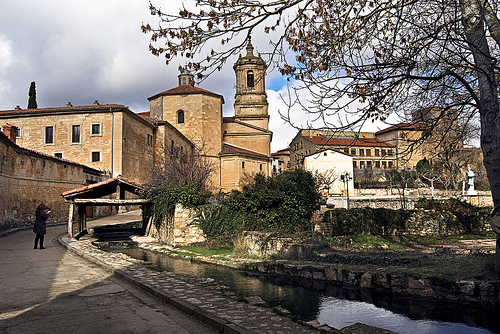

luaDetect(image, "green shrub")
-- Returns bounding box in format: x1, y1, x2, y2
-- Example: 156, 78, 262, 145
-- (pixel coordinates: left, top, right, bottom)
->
197, 170, 321, 244
142, 182, 211, 227
325, 199, 488, 236
325, 207, 410, 235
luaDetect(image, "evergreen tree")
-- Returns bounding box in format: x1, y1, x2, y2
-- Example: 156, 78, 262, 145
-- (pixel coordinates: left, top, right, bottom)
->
27, 81, 37, 109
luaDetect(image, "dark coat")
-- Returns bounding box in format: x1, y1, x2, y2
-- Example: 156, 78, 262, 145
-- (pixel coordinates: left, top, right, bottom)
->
33, 209, 48, 235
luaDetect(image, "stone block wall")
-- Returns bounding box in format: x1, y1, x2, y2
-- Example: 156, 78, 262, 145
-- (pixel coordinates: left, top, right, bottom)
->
239, 231, 291, 257
146, 204, 205, 246
0, 133, 92, 229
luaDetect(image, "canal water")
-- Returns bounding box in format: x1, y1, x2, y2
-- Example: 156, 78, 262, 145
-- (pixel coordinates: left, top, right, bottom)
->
109, 247, 499, 334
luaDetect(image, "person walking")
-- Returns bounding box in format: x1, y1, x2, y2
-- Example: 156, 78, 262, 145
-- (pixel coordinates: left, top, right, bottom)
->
33, 204, 50, 249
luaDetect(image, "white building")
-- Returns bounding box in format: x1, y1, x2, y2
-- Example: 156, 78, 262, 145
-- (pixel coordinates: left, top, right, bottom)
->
304, 149, 354, 196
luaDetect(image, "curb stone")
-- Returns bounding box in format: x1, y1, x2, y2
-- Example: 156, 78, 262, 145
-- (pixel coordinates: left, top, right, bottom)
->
58, 235, 318, 334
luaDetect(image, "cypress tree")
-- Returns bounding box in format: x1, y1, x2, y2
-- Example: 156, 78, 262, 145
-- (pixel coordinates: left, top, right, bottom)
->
27, 81, 37, 109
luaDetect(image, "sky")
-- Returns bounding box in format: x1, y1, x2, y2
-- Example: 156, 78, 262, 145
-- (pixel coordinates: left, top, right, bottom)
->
0, 0, 386, 152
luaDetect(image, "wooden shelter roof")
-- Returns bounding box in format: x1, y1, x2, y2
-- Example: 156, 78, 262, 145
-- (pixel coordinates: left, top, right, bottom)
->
61, 176, 145, 201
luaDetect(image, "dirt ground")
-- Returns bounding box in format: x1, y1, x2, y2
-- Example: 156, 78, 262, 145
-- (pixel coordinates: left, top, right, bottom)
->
314, 237, 499, 281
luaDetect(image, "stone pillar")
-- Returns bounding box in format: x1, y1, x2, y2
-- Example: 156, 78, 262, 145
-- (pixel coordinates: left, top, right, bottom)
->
67, 203, 74, 238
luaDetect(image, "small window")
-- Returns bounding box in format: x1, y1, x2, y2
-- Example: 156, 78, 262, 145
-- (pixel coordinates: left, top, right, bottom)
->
381, 149, 386, 156
382, 161, 387, 168
247, 71, 254, 88
16, 128, 21, 137
366, 149, 371, 156
324, 152, 327, 156
177, 110, 185, 124
360, 161, 365, 168
45, 126, 54, 144
260, 164, 263, 171
91, 151, 100, 162
359, 149, 364, 156
375, 161, 381, 168
54, 153, 63, 159
242, 161, 245, 169
147, 134, 153, 147
91, 123, 101, 135
182, 77, 187, 85
388, 150, 393, 156
375, 149, 380, 157
388, 161, 394, 168
367, 161, 372, 168
350, 148, 356, 156
353, 161, 357, 168
72, 125, 81, 143
344, 148, 349, 154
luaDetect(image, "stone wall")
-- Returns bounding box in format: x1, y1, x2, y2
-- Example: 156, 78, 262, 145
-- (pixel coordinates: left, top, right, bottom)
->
238, 231, 291, 257
146, 204, 205, 246
0, 132, 95, 229
242, 262, 500, 307
337, 188, 494, 210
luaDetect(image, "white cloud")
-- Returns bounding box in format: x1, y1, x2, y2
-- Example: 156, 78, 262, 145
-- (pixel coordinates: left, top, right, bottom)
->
0, 34, 13, 103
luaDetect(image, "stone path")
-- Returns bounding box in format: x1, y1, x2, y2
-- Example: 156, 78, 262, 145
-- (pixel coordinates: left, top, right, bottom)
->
0, 226, 216, 334
61, 234, 321, 334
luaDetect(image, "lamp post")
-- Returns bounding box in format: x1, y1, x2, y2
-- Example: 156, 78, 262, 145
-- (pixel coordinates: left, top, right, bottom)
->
340, 172, 353, 209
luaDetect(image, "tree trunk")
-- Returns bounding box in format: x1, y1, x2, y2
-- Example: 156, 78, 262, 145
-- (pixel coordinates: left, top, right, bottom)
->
461, 0, 500, 273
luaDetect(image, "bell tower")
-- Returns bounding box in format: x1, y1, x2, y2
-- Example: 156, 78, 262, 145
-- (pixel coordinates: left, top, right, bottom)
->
233, 39, 269, 130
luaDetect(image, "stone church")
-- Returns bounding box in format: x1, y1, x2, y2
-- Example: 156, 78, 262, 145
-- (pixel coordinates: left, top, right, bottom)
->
0, 40, 272, 192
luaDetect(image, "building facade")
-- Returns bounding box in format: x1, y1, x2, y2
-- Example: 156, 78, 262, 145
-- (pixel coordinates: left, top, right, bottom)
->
0, 40, 271, 194
271, 148, 290, 175
0, 126, 105, 228
0, 103, 155, 183
290, 129, 396, 170
303, 149, 354, 195
148, 40, 272, 192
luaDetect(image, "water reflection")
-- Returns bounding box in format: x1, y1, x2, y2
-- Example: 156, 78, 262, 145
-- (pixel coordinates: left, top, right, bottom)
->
110, 248, 497, 334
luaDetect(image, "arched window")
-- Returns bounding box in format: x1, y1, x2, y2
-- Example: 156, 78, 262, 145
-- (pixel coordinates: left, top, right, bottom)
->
177, 110, 184, 124
182, 77, 187, 85
247, 71, 254, 88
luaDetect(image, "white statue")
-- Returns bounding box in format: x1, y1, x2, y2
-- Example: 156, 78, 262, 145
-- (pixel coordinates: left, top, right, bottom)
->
466, 166, 477, 196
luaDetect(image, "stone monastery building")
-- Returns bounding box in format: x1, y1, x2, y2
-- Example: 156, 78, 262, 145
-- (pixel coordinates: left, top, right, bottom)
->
0, 41, 272, 192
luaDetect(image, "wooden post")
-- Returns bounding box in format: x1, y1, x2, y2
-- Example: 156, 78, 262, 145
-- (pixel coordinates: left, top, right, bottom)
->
496, 237, 500, 274
67, 203, 74, 238
77, 205, 86, 236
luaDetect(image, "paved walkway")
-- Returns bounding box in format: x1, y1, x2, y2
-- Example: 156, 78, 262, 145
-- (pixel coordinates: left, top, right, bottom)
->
0, 226, 216, 334
0, 217, 394, 334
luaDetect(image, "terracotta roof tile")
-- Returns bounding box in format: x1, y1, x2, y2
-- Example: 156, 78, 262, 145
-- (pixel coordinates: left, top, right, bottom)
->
148, 85, 224, 102
61, 176, 144, 197
220, 144, 269, 159
137, 111, 157, 125
0, 104, 128, 115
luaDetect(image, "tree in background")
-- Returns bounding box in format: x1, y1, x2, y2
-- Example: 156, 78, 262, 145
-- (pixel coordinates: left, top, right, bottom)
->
143, 0, 500, 271
148, 141, 215, 192
27, 81, 37, 109
312, 168, 338, 196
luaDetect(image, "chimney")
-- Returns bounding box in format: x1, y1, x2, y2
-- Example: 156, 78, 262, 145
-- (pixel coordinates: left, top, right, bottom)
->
2, 124, 18, 144
66, 102, 73, 107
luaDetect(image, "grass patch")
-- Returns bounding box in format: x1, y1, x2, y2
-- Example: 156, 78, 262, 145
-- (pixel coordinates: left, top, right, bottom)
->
181, 245, 234, 257
166, 249, 198, 258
